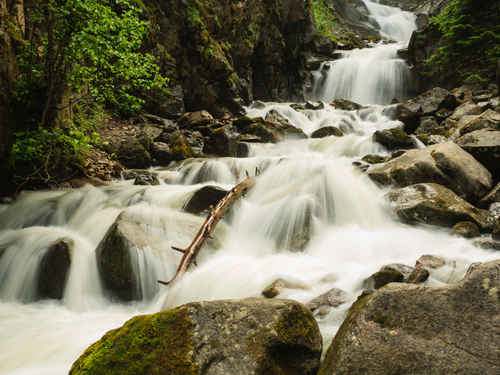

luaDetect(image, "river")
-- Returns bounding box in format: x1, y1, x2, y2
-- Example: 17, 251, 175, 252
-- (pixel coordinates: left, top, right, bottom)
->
0, 1, 498, 374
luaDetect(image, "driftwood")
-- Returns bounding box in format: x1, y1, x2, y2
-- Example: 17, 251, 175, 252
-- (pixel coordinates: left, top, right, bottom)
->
158, 173, 259, 288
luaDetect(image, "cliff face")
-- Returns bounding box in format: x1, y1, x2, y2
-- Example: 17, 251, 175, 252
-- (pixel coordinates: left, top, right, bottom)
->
148, 0, 317, 118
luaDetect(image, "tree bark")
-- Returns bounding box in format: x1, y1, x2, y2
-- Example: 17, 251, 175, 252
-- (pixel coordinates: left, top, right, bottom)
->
159, 174, 258, 289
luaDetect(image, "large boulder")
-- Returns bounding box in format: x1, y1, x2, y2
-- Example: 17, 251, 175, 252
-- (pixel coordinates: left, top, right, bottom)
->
372, 129, 415, 151
385, 183, 496, 232
396, 88, 457, 133
170, 134, 194, 161
318, 259, 500, 375
310, 126, 343, 139
367, 142, 492, 204
241, 122, 285, 144
459, 109, 500, 135
70, 298, 323, 375
455, 130, 500, 178
105, 136, 152, 169
449, 100, 484, 120
203, 128, 241, 157
38, 238, 72, 300
183, 185, 228, 215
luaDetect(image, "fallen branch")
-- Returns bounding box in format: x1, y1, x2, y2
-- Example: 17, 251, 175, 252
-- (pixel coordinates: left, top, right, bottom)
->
158, 173, 259, 288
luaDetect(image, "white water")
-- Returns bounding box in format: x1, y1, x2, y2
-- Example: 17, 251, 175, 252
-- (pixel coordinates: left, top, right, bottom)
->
0, 4, 496, 374
314, 0, 416, 105
1, 103, 499, 374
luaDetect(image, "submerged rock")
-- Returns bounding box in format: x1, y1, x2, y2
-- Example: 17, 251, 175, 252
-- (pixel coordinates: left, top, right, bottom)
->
262, 278, 309, 298
385, 183, 496, 232
319, 259, 500, 375
367, 142, 492, 204
183, 185, 228, 216
70, 298, 323, 375
310, 126, 343, 139
38, 238, 72, 300
307, 288, 348, 312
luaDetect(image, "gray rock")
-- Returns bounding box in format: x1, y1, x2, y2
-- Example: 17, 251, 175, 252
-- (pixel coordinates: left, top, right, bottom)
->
367, 142, 492, 204
450, 101, 484, 120
38, 238, 72, 300
310, 126, 343, 139
455, 130, 500, 178
151, 142, 174, 166
385, 183, 496, 232
373, 128, 415, 150
70, 298, 323, 375
183, 185, 228, 216
477, 182, 500, 208
415, 254, 445, 269
319, 259, 500, 375
396, 87, 457, 133
307, 288, 348, 311
105, 136, 151, 169
241, 122, 285, 144
459, 109, 500, 135
178, 110, 214, 129
450, 221, 481, 238
203, 128, 241, 157
403, 266, 430, 284
414, 116, 439, 135
472, 240, 500, 251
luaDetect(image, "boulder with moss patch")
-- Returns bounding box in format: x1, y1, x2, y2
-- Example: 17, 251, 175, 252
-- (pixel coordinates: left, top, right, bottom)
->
318, 259, 500, 375
385, 183, 496, 232
70, 298, 322, 375
373, 128, 415, 150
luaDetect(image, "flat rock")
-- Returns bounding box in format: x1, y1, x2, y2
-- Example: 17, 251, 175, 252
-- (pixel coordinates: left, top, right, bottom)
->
455, 129, 500, 178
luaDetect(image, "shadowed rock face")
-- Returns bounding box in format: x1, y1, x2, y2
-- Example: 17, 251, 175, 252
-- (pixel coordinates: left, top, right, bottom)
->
70, 298, 323, 375
319, 259, 500, 375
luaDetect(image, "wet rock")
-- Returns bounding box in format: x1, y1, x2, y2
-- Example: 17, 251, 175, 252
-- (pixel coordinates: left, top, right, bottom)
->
122, 170, 157, 181
352, 161, 369, 172
105, 136, 151, 169
450, 101, 484, 120
203, 128, 241, 157
310, 126, 343, 139
169, 134, 194, 161
331, 99, 362, 111
307, 288, 348, 312
262, 278, 308, 298
151, 142, 173, 166
367, 142, 493, 204
134, 174, 160, 186
415, 254, 445, 269
455, 130, 500, 178
241, 122, 285, 144
403, 266, 430, 284
472, 239, 500, 251
305, 100, 325, 110
459, 109, 500, 135
489, 202, 500, 218
70, 298, 323, 375
361, 154, 391, 164
385, 183, 496, 232
450, 221, 481, 238
362, 270, 404, 290
373, 128, 415, 150
476, 182, 500, 209
414, 116, 440, 135
319, 259, 500, 375
233, 116, 264, 132
396, 87, 457, 133
183, 185, 228, 216
38, 239, 72, 300
95, 215, 150, 301
492, 222, 500, 241
265, 109, 307, 140
178, 110, 213, 129
276, 208, 311, 253
379, 263, 414, 279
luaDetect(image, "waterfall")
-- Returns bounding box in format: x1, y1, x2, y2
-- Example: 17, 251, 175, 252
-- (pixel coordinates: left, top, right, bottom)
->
313, 0, 416, 105
0, 4, 495, 374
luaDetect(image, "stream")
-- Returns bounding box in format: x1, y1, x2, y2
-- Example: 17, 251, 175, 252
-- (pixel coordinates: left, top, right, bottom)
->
1, 1, 498, 374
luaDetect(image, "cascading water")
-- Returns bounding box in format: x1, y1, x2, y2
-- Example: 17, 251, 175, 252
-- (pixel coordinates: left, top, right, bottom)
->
313, 0, 417, 105
0, 4, 497, 375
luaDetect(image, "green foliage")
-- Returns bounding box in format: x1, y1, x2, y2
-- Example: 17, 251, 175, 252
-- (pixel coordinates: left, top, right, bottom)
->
9, 126, 100, 168
426, 0, 500, 85
187, 6, 200, 24
13, 0, 167, 126
311, 0, 339, 40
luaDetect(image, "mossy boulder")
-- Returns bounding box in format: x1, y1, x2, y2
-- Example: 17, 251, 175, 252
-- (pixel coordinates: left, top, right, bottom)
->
38, 238, 72, 300
361, 270, 405, 290
367, 142, 493, 204
183, 185, 228, 215
385, 183, 496, 232
310, 126, 343, 139
373, 128, 415, 151
361, 154, 391, 164
233, 116, 265, 132
170, 134, 194, 161
450, 221, 481, 239
241, 123, 285, 144
70, 298, 323, 375
318, 259, 500, 375
330, 99, 362, 111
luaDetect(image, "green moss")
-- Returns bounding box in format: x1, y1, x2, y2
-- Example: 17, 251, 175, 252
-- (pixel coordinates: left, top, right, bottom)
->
69, 307, 198, 375
389, 128, 409, 140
